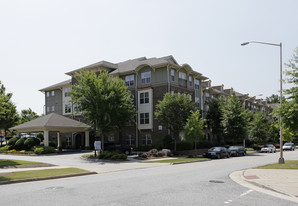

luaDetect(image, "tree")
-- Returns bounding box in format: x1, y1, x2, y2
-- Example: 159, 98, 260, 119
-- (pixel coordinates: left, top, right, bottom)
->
273, 47, 298, 135
0, 81, 19, 146
20, 108, 39, 124
155, 93, 194, 151
185, 110, 205, 156
70, 71, 136, 151
221, 93, 247, 144
206, 98, 224, 143
249, 112, 269, 144
267, 119, 280, 143
266, 94, 280, 103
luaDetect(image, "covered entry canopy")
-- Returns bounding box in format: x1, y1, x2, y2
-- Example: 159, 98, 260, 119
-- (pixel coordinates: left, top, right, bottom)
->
10, 113, 91, 148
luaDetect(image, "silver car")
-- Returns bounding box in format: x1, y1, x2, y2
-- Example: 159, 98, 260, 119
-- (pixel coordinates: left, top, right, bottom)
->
283, 143, 295, 151
260, 144, 276, 153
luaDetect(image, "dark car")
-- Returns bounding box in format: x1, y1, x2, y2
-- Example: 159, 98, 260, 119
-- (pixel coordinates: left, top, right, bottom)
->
229, 146, 246, 156
203, 147, 230, 159
104, 142, 133, 155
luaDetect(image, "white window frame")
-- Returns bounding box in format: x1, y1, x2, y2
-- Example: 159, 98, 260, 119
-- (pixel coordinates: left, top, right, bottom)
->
140, 92, 149, 104
140, 112, 149, 124
64, 87, 71, 97
65, 103, 71, 114
51, 91, 55, 96
125, 75, 134, 86
194, 79, 200, 89
46, 92, 50, 97
51, 106, 55, 112
142, 134, 152, 145
171, 69, 175, 81
141, 71, 151, 84
189, 76, 193, 87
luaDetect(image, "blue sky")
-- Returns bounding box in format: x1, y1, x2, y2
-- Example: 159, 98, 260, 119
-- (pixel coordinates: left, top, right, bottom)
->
1, 0, 297, 115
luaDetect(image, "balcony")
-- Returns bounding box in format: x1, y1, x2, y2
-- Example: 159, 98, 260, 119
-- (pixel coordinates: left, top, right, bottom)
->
178, 78, 187, 88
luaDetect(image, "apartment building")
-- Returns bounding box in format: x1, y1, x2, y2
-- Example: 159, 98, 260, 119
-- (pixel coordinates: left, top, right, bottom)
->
40, 56, 208, 149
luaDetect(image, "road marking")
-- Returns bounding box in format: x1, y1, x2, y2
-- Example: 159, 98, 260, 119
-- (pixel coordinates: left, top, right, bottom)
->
224, 200, 233, 204
240, 189, 253, 197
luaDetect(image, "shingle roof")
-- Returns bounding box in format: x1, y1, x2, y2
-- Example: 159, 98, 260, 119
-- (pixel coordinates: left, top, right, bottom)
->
10, 113, 90, 133
39, 79, 72, 92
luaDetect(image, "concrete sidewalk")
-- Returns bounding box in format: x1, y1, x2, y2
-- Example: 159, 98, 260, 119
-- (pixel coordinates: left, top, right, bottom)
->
230, 168, 298, 204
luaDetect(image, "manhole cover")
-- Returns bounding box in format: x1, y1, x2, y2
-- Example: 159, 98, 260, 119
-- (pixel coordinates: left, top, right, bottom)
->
209, 180, 225, 183
46, 186, 64, 190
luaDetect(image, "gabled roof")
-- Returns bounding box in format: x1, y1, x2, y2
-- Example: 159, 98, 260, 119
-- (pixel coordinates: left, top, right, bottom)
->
39, 79, 72, 92
10, 113, 90, 133
66, 61, 118, 76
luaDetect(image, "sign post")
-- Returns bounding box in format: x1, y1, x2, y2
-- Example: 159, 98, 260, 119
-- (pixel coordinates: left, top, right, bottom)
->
94, 141, 101, 156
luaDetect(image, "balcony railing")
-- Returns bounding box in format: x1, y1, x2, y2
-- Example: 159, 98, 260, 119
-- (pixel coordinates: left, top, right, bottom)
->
178, 78, 187, 87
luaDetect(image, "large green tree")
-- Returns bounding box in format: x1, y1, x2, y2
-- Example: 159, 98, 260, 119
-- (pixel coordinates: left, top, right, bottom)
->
221, 93, 247, 144
0, 81, 19, 146
266, 94, 280, 104
19, 108, 39, 124
155, 93, 194, 150
274, 47, 298, 135
206, 98, 224, 143
185, 110, 205, 156
249, 112, 269, 143
70, 71, 136, 150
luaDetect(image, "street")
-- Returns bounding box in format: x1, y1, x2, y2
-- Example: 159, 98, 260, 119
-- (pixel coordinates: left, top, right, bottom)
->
0, 151, 297, 206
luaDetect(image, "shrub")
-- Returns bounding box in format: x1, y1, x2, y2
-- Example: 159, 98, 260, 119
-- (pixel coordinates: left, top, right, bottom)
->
162, 135, 173, 149
8, 137, 19, 146
24, 138, 41, 150
176, 141, 193, 151
98, 152, 127, 160
15, 138, 26, 150
34, 146, 55, 154
197, 140, 214, 149
0, 145, 12, 152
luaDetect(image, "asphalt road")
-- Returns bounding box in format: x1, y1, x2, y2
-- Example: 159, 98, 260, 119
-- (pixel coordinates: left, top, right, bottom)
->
0, 151, 297, 206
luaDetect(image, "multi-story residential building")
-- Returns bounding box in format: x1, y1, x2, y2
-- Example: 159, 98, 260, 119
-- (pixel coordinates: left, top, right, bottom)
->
40, 56, 208, 149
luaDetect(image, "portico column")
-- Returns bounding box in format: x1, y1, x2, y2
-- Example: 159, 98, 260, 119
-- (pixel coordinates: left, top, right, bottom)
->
44, 130, 49, 147
57, 132, 62, 150
85, 131, 90, 149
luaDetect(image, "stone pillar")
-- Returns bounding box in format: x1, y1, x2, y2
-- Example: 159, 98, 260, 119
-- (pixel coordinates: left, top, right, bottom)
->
85, 131, 90, 149
57, 132, 62, 151
44, 130, 49, 147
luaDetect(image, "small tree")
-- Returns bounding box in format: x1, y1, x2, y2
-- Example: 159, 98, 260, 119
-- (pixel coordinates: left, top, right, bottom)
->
206, 98, 224, 143
222, 93, 247, 144
20, 108, 39, 124
249, 112, 269, 144
155, 93, 194, 151
70, 71, 136, 152
185, 110, 205, 156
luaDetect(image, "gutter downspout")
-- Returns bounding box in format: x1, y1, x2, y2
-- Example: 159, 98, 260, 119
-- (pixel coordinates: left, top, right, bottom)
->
135, 72, 139, 148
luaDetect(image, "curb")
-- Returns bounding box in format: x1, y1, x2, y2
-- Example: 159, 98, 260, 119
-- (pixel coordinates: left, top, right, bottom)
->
0, 171, 97, 185
171, 159, 211, 165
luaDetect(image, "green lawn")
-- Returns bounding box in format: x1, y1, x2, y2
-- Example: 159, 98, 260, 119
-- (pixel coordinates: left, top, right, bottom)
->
0, 168, 90, 182
254, 160, 298, 169
0, 159, 43, 167
142, 158, 209, 163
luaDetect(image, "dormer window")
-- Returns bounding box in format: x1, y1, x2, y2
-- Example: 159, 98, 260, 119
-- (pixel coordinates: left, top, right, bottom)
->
125, 75, 134, 86
141, 71, 151, 84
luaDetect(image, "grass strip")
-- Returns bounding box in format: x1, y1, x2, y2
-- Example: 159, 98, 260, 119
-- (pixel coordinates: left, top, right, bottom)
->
142, 158, 208, 163
0, 168, 90, 181
254, 160, 298, 169
0, 159, 43, 167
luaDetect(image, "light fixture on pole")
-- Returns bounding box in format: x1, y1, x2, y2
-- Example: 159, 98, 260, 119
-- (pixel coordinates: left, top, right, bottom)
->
241, 41, 284, 164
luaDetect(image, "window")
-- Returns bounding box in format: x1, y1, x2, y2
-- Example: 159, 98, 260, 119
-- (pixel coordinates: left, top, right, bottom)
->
64, 87, 71, 97
140, 92, 149, 104
142, 134, 152, 145
51, 91, 55, 96
126, 135, 136, 146
47, 106, 50, 112
178, 72, 187, 87
66, 137, 72, 146
189, 94, 192, 101
194, 79, 200, 89
189, 76, 193, 87
195, 97, 200, 107
171, 91, 174, 94
141, 71, 151, 84
140, 113, 149, 124
74, 104, 81, 112
125, 75, 134, 86
171, 69, 175, 81
51, 106, 55, 112
46, 92, 50, 97
65, 103, 71, 113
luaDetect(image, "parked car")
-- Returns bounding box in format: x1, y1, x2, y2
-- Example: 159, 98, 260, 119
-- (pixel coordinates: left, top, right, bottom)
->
229, 146, 246, 156
0, 135, 5, 142
104, 142, 133, 155
203, 147, 230, 159
260, 144, 276, 153
283, 143, 295, 151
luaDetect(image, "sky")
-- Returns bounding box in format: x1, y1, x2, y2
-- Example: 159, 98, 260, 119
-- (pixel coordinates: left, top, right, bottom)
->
1, 0, 298, 115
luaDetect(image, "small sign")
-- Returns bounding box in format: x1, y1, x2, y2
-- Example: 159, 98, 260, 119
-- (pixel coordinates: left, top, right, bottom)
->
94, 141, 101, 150
158, 125, 162, 130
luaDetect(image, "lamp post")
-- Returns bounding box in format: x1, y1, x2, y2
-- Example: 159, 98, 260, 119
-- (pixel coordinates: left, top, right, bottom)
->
241, 41, 284, 164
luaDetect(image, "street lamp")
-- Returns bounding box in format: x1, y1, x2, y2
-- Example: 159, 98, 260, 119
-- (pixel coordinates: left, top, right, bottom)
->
241, 41, 284, 164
